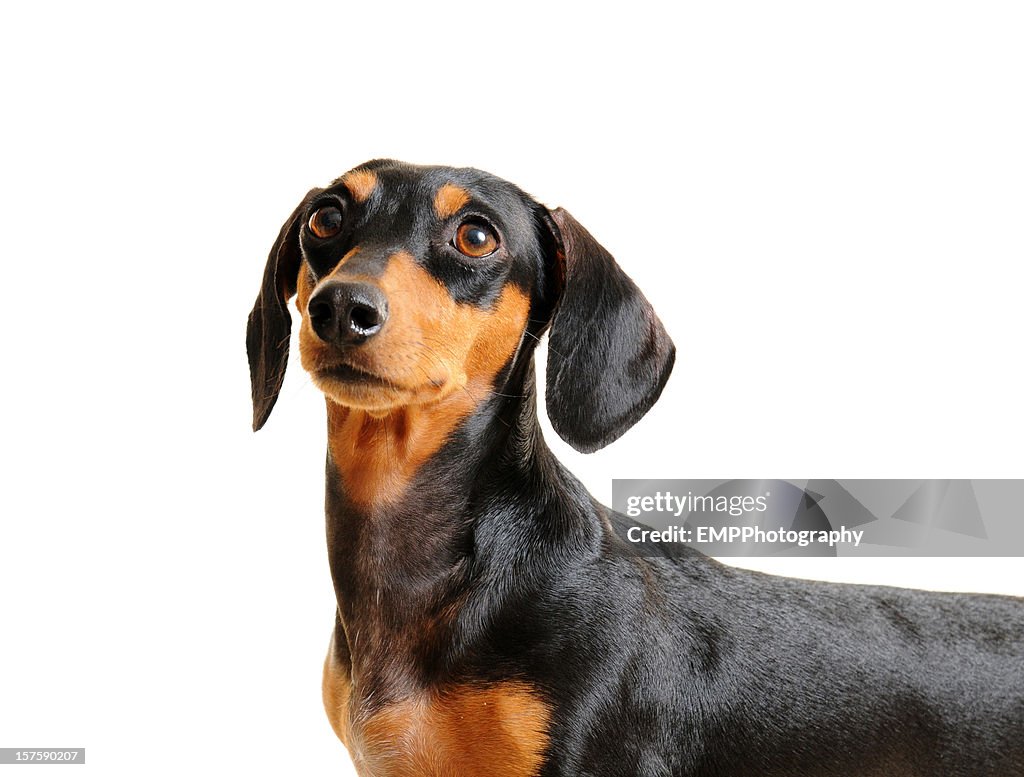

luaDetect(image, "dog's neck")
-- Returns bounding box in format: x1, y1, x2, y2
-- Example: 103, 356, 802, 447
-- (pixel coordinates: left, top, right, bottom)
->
322, 358, 591, 700
323, 387, 481, 509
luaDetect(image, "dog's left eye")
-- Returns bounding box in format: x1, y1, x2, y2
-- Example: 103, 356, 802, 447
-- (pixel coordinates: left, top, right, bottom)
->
453, 221, 499, 258
308, 206, 344, 239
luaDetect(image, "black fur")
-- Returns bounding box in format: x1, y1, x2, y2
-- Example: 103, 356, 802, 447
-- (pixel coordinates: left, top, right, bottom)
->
246, 187, 321, 431
544, 208, 675, 453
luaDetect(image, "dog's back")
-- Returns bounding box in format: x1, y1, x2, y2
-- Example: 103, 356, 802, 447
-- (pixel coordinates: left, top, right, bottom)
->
528, 512, 1024, 775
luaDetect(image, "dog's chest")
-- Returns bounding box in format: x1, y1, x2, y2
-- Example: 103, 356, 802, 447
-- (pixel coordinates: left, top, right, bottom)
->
346, 681, 551, 777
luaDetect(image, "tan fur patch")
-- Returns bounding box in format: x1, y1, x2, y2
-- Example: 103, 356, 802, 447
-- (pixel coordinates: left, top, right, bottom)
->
342, 169, 378, 202
433, 183, 471, 219
351, 682, 550, 777
298, 252, 530, 507
296, 264, 315, 311
322, 636, 352, 747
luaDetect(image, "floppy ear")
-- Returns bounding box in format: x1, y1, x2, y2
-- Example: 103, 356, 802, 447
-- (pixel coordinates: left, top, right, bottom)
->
246, 189, 322, 431
542, 207, 675, 453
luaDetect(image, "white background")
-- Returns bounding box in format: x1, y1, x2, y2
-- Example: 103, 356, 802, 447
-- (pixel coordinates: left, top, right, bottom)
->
2, 2, 1022, 775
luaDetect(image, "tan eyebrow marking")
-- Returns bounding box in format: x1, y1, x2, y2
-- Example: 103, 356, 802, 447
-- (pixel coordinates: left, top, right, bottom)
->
434, 183, 471, 219
341, 169, 378, 202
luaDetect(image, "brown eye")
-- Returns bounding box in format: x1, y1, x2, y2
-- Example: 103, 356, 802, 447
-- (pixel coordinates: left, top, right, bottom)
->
308, 205, 344, 239
454, 221, 498, 258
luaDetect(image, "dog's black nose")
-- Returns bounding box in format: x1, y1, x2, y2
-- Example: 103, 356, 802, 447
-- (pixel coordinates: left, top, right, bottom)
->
308, 281, 388, 344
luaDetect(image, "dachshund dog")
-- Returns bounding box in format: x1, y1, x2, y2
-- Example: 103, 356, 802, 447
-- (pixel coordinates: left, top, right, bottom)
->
247, 159, 1024, 776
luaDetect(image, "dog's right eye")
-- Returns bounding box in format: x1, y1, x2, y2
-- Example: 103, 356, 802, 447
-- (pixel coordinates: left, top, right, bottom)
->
308, 206, 344, 239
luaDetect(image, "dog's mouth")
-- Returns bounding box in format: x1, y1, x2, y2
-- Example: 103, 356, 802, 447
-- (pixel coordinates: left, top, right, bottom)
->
315, 361, 391, 387
310, 358, 456, 412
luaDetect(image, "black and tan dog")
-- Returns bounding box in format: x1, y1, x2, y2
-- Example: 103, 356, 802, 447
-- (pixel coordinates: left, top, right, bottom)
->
248, 160, 1024, 776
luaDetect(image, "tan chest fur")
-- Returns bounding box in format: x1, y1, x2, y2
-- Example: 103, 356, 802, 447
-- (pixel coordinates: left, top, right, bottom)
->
323, 650, 550, 777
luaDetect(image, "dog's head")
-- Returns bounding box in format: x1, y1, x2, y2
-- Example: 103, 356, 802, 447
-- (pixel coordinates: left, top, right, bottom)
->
247, 159, 674, 453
